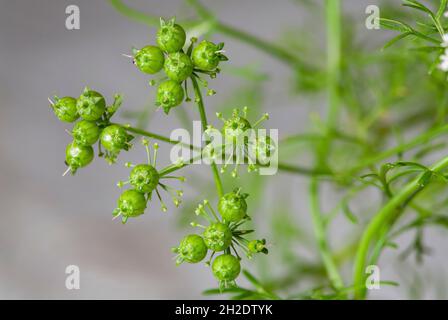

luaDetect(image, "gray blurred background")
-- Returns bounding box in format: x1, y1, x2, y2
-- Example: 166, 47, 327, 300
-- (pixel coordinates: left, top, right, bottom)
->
1, 0, 447, 299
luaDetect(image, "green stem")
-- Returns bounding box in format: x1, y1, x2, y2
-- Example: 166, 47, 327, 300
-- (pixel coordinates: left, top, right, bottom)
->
190, 76, 224, 198
309, 178, 345, 291
159, 154, 203, 176
277, 163, 332, 176
215, 22, 307, 69
186, 0, 306, 68
353, 155, 448, 299
109, 0, 159, 26
306, 0, 344, 292
115, 123, 198, 150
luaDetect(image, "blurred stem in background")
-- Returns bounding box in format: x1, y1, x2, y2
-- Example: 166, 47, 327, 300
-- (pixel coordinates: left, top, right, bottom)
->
308, 0, 344, 293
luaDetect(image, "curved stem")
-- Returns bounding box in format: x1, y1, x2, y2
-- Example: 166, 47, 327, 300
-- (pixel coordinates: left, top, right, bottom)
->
158, 154, 203, 176
353, 155, 448, 299
109, 0, 159, 26
215, 22, 307, 69
190, 76, 224, 198
186, 0, 308, 68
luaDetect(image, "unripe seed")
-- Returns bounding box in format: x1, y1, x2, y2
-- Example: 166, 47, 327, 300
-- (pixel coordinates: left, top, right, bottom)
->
164, 52, 193, 82
134, 45, 165, 74
117, 189, 147, 218
100, 125, 130, 152
218, 191, 248, 223
76, 89, 106, 121
192, 40, 221, 71
212, 254, 241, 281
129, 164, 160, 193
157, 20, 186, 53
72, 120, 100, 146
156, 80, 185, 113
203, 222, 232, 252
65, 142, 94, 170
175, 234, 208, 264
51, 96, 79, 122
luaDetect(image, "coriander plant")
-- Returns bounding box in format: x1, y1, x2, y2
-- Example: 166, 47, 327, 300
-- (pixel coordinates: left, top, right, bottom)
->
49, 0, 448, 299
50, 15, 270, 291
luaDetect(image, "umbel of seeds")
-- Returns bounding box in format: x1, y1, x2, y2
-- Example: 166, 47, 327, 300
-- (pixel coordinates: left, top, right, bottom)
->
127, 17, 227, 115
49, 17, 268, 291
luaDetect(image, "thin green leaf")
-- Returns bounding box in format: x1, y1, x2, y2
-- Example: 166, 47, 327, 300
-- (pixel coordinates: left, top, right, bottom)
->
395, 161, 428, 170
380, 18, 413, 32
410, 45, 444, 52
429, 54, 442, 74
403, 0, 434, 16
432, 216, 448, 228
417, 170, 434, 187
436, 0, 448, 19
379, 280, 400, 287
360, 173, 380, 180
383, 32, 413, 49
242, 269, 264, 289
342, 202, 358, 224
230, 292, 256, 300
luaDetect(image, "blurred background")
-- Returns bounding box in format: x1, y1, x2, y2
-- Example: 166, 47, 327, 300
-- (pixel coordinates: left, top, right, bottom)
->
1, 0, 447, 299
